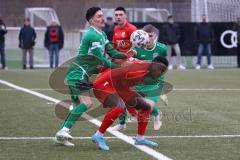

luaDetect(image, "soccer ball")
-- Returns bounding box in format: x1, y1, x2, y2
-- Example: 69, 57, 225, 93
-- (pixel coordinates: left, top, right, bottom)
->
130, 30, 149, 48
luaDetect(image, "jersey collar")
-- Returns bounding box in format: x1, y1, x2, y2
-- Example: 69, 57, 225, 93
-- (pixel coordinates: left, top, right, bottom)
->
145, 42, 157, 51
117, 21, 128, 29
90, 26, 103, 35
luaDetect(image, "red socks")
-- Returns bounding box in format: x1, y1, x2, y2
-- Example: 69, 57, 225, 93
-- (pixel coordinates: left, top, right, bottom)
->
99, 107, 125, 133
98, 106, 151, 136
137, 108, 151, 136
127, 107, 138, 117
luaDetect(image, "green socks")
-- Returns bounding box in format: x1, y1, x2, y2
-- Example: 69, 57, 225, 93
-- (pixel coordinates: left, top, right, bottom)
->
150, 106, 159, 116
62, 103, 88, 129
119, 111, 127, 125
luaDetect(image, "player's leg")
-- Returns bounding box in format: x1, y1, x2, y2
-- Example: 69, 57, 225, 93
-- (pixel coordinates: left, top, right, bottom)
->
134, 85, 163, 131
61, 92, 92, 129
150, 98, 162, 131
147, 93, 162, 131
112, 110, 127, 131
92, 93, 126, 150
54, 80, 92, 146
125, 94, 158, 147
112, 106, 138, 131
144, 81, 167, 130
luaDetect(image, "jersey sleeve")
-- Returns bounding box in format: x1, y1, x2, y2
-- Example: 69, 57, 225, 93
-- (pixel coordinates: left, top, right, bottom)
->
156, 43, 167, 57
131, 47, 139, 58
86, 32, 115, 68
160, 44, 167, 57
91, 47, 112, 67
105, 43, 127, 59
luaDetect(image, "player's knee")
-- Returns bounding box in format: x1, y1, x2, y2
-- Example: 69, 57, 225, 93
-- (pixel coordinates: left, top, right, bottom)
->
103, 94, 126, 109
134, 97, 155, 111
78, 95, 93, 108
145, 99, 155, 110
82, 101, 93, 108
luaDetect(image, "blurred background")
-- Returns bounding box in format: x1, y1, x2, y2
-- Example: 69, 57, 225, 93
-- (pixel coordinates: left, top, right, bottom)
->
0, 0, 239, 68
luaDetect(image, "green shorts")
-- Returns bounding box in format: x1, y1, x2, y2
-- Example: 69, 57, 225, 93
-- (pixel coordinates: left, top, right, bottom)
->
67, 79, 90, 102
135, 84, 164, 104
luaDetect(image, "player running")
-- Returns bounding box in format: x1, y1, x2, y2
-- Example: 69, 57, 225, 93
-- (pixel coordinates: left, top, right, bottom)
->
91, 56, 169, 150
53, 7, 130, 147
113, 24, 168, 131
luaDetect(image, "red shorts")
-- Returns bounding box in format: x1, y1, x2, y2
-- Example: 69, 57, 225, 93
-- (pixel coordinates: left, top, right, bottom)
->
93, 82, 116, 104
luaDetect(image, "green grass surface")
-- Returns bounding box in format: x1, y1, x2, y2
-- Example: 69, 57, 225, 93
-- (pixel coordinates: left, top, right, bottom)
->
0, 69, 240, 160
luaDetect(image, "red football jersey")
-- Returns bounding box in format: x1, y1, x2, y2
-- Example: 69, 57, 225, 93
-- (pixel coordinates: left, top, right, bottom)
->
93, 62, 149, 102
93, 62, 149, 89
112, 22, 137, 53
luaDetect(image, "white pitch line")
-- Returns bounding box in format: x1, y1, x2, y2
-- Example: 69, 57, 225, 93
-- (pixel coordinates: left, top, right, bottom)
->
1, 135, 240, 140
0, 88, 54, 91
0, 79, 171, 160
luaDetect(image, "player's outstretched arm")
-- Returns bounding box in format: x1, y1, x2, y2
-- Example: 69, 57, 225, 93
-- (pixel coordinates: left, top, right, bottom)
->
105, 43, 127, 59
91, 46, 119, 69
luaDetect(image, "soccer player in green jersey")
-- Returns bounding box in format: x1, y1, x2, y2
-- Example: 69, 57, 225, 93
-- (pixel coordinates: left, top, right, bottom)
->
53, 7, 128, 147
112, 24, 169, 131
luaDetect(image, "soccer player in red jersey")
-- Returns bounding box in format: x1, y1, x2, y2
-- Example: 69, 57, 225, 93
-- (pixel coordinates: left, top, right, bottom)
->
112, 7, 137, 53
91, 56, 168, 150
111, 6, 138, 121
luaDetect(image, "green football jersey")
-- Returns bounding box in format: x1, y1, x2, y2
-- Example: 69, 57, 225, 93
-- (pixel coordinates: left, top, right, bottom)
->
66, 26, 121, 82
78, 26, 112, 67
132, 42, 167, 61
132, 42, 167, 94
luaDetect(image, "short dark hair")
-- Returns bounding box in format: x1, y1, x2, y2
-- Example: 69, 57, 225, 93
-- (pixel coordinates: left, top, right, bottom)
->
115, 6, 126, 13
143, 24, 159, 35
152, 56, 169, 67
86, 7, 101, 22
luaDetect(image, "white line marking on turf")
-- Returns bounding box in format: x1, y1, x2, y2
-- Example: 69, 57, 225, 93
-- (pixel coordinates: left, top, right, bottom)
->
1, 135, 240, 140
0, 88, 54, 91
0, 79, 171, 160
46, 102, 55, 105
